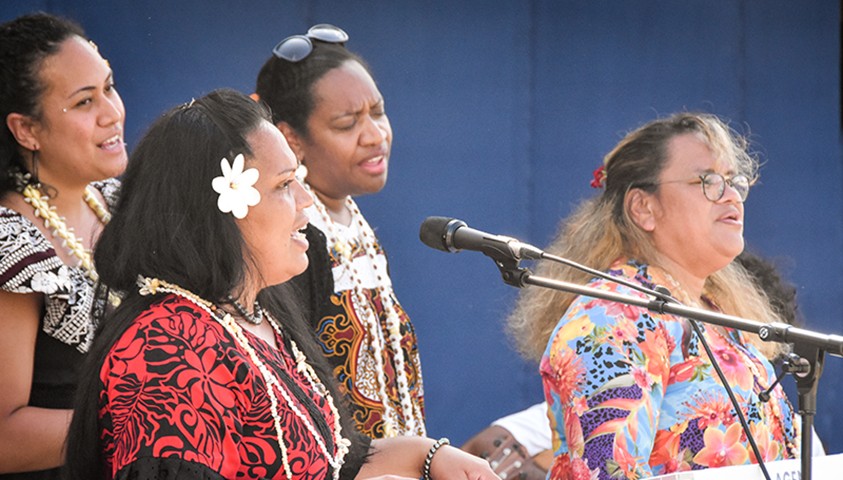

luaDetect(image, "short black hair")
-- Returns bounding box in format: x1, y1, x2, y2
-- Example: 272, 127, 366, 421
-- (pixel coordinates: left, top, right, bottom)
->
255, 39, 370, 135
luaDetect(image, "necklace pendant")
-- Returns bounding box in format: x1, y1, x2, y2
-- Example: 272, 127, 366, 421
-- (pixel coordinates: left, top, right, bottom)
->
138, 276, 161, 295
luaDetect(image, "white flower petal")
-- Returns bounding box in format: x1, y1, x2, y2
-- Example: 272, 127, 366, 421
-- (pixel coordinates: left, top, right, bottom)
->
231, 202, 248, 219
240, 167, 260, 187
243, 187, 261, 207
217, 193, 233, 213
231, 153, 245, 176
220, 157, 232, 178
211, 176, 229, 194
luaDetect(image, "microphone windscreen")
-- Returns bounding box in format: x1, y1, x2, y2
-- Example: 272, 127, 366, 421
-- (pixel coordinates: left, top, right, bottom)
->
419, 216, 455, 251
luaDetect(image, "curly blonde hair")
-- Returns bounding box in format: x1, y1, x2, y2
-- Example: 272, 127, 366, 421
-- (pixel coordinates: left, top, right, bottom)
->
507, 112, 785, 362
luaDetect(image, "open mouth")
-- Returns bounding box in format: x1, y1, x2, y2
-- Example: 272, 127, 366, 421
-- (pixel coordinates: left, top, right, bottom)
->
358, 154, 387, 175
291, 223, 309, 240
719, 211, 743, 225
99, 134, 123, 150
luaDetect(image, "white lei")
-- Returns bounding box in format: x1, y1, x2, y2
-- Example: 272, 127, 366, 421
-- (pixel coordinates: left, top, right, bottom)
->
305, 189, 425, 437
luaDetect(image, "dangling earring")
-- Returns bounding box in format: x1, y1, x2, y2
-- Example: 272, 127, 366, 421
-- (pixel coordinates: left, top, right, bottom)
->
28, 148, 55, 197
30, 149, 39, 182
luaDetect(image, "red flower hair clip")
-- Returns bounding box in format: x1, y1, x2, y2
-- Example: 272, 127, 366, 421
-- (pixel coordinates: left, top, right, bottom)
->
590, 165, 607, 189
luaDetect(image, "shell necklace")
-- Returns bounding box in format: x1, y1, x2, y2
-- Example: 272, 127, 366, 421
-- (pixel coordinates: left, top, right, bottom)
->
20, 180, 110, 283
17, 173, 120, 306
306, 187, 425, 437
137, 277, 351, 479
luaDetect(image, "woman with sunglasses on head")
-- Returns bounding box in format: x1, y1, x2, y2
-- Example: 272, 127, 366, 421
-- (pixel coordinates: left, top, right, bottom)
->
64, 89, 496, 480
507, 113, 799, 478
0, 12, 125, 479
255, 25, 425, 440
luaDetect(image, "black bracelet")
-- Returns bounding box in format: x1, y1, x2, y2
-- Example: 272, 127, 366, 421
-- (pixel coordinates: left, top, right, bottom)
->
423, 437, 450, 480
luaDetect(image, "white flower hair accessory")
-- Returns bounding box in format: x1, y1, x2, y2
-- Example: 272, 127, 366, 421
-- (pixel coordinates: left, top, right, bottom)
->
211, 153, 260, 219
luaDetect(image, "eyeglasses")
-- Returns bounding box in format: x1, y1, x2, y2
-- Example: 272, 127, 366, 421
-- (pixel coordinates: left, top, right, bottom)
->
655, 172, 752, 202
272, 24, 349, 62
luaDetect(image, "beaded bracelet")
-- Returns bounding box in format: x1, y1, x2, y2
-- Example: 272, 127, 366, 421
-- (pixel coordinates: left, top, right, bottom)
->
422, 437, 450, 480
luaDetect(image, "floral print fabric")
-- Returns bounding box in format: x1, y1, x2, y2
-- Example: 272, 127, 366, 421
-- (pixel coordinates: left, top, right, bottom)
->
99, 295, 341, 479
541, 259, 798, 480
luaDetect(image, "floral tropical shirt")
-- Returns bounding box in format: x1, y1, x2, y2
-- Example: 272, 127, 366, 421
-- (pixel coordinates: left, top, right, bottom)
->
541, 259, 798, 480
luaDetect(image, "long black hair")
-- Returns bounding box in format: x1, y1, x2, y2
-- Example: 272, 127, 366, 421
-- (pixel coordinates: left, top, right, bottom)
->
0, 12, 86, 195
65, 89, 369, 479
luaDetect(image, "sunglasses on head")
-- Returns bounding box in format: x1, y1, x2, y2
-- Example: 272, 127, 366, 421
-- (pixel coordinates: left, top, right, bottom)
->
272, 24, 349, 62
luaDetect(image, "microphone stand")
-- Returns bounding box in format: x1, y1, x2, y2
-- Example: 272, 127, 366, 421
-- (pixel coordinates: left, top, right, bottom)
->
491, 256, 841, 480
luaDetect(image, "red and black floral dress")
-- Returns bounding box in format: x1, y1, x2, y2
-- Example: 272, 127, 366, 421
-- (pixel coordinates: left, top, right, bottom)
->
98, 295, 359, 479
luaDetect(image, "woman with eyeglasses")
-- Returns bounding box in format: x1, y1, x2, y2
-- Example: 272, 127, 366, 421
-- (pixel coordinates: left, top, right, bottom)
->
506, 113, 799, 478
64, 89, 496, 480
254, 25, 425, 439
0, 13, 126, 479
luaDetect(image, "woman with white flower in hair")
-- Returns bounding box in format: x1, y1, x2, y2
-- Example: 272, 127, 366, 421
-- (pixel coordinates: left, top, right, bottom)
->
65, 89, 497, 480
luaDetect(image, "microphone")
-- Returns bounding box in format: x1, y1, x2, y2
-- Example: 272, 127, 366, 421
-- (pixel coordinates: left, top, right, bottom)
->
420, 216, 676, 303
418, 216, 544, 261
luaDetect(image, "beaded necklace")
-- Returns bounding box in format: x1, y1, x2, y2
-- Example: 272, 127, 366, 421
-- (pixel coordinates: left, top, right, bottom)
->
227, 295, 264, 325
306, 187, 425, 437
137, 277, 351, 479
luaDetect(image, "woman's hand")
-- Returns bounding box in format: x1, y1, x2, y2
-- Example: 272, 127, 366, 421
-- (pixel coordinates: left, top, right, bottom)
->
429, 445, 500, 480
360, 436, 500, 479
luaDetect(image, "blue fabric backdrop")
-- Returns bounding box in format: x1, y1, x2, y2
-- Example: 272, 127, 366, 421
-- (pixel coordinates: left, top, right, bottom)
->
3, 0, 841, 454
